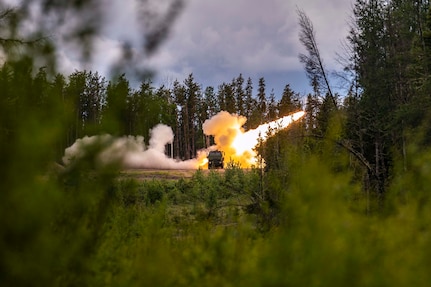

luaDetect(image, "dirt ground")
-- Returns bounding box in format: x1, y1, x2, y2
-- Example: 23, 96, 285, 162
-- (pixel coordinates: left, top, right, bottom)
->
119, 168, 225, 181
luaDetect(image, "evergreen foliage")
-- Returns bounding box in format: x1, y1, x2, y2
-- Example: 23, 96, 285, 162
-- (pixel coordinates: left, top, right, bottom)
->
2, 0, 431, 286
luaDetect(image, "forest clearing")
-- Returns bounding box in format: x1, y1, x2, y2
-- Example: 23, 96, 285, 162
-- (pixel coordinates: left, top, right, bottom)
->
119, 168, 224, 181
2, 0, 431, 286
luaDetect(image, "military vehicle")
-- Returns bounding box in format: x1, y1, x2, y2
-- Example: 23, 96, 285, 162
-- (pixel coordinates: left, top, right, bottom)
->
207, 150, 224, 169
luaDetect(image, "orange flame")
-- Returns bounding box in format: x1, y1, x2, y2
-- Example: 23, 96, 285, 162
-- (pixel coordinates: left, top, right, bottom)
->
200, 111, 305, 168
200, 157, 209, 167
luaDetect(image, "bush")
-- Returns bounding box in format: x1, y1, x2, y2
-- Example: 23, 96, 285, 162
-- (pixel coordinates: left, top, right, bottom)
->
144, 180, 165, 205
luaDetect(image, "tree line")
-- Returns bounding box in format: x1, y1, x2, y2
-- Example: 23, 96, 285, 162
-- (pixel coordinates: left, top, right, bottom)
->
1, 0, 431, 200
0, 60, 305, 161
287, 1, 431, 198
2, 0, 431, 200
344, 0, 431, 195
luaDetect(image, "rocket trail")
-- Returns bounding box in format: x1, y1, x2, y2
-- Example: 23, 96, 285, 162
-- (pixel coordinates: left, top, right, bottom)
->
63, 111, 305, 170
202, 110, 305, 168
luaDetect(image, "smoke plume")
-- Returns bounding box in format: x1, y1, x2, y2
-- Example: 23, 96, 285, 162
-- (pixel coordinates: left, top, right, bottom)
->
63, 124, 199, 169
63, 111, 305, 170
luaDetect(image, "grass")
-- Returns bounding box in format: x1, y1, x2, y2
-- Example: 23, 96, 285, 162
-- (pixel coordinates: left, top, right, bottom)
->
4, 145, 431, 286
118, 168, 224, 181
89, 151, 431, 287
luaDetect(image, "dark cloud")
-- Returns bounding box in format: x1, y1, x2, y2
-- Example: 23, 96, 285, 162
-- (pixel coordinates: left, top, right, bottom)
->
44, 0, 353, 96
148, 0, 354, 96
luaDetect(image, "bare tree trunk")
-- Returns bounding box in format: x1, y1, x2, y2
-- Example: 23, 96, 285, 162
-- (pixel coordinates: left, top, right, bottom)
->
183, 108, 190, 159
190, 120, 195, 158
175, 124, 180, 159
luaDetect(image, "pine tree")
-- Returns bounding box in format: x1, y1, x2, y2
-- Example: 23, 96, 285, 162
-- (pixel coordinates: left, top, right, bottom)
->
267, 89, 278, 121
202, 86, 218, 147
50, 73, 68, 156
155, 85, 177, 128
217, 83, 227, 112
224, 80, 236, 114
134, 79, 156, 139
278, 84, 301, 116
235, 73, 245, 116
82, 71, 106, 128
297, 8, 336, 108
172, 80, 185, 159
244, 77, 259, 129
257, 77, 267, 124
184, 73, 201, 159
316, 93, 336, 136
204, 86, 219, 117
103, 74, 130, 135
65, 70, 87, 140
304, 93, 319, 134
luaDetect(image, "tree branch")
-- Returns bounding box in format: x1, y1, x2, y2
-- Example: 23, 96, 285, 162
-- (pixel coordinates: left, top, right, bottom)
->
305, 133, 378, 179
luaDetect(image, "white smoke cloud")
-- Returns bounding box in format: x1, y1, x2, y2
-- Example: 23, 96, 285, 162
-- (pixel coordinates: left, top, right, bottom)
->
63, 124, 199, 170
148, 124, 174, 153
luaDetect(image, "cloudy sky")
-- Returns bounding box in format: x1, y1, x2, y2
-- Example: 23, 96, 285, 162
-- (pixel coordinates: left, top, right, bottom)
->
147, 0, 354, 96
53, 0, 355, 97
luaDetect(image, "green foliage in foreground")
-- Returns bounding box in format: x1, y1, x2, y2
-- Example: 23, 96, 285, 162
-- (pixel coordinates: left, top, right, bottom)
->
3, 141, 431, 286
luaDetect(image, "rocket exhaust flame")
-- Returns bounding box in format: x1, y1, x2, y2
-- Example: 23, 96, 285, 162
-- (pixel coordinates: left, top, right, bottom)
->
199, 158, 209, 167
202, 110, 305, 168
63, 111, 305, 170
232, 111, 305, 156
